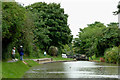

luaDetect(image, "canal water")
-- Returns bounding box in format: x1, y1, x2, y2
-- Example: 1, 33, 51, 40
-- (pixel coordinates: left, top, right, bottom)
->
23, 61, 118, 79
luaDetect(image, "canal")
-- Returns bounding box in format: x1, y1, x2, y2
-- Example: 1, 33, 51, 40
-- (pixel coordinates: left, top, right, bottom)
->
23, 61, 118, 79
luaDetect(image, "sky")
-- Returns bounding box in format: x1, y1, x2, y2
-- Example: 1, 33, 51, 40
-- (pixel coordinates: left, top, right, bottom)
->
15, 0, 119, 38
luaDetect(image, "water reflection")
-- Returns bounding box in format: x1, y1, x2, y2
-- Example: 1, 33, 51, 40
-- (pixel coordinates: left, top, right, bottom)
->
63, 61, 118, 78
23, 61, 118, 78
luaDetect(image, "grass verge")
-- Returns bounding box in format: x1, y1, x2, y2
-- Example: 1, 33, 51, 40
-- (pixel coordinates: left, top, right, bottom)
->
51, 56, 74, 61
2, 60, 39, 78
2, 55, 73, 78
24, 54, 74, 61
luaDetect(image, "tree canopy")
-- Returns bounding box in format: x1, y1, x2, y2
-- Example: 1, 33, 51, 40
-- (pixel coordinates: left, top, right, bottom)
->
2, 2, 73, 59
26, 2, 73, 53
73, 22, 119, 58
2, 2, 26, 59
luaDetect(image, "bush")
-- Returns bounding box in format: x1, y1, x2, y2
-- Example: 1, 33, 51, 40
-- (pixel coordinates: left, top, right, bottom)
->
48, 46, 58, 56
104, 47, 119, 64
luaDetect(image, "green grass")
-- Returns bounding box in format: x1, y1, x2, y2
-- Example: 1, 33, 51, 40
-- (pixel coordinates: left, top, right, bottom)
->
24, 54, 74, 61
51, 56, 73, 61
2, 54, 73, 78
2, 60, 39, 78
0, 61, 2, 79
23, 53, 52, 59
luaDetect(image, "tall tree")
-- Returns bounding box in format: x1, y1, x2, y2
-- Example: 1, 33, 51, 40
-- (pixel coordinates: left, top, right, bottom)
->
26, 2, 73, 53
2, 2, 35, 59
2, 2, 26, 59
73, 22, 106, 58
73, 22, 119, 58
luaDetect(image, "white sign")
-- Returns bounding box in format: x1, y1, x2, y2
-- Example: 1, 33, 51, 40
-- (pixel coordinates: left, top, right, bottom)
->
62, 54, 67, 58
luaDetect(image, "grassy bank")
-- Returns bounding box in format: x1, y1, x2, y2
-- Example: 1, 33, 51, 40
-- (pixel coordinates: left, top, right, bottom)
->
2, 60, 39, 78
52, 56, 74, 61
24, 54, 74, 61
2, 55, 73, 78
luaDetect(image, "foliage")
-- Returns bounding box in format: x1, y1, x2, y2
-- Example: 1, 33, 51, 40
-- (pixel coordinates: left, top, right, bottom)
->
62, 44, 73, 55
2, 2, 73, 59
97, 23, 119, 56
2, 2, 26, 59
73, 22, 106, 57
48, 46, 58, 56
20, 11, 35, 56
113, 2, 120, 14
26, 2, 73, 53
2, 2, 36, 59
73, 22, 119, 58
104, 47, 119, 64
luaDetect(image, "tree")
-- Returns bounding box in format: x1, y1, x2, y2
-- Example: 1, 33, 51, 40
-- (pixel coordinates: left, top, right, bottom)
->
26, 2, 73, 54
73, 22, 119, 58
73, 22, 106, 58
21, 11, 35, 56
2, 2, 35, 59
97, 23, 119, 56
2, 2, 26, 59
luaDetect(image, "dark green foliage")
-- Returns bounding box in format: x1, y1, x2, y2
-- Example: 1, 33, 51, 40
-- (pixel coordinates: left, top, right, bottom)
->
26, 2, 73, 53
2, 2, 72, 59
97, 23, 119, 56
2, 2, 35, 59
2, 2, 26, 59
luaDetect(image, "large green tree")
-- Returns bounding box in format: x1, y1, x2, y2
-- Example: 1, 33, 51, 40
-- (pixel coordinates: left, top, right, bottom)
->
97, 23, 119, 56
2, 2, 35, 59
26, 2, 73, 53
73, 22, 119, 58
2, 2, 26, 59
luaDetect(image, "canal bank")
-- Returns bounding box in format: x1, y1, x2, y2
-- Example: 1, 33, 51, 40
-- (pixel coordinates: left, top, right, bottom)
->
2, 60, 39, 78
2, 57, 119, 79
2, 57, 74, 78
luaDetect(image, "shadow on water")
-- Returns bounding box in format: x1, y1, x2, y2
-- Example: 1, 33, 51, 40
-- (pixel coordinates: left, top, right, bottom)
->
23, 61, 118, 79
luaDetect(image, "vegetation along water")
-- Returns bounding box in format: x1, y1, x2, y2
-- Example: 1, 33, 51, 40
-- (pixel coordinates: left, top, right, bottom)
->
1, 1, 120, 79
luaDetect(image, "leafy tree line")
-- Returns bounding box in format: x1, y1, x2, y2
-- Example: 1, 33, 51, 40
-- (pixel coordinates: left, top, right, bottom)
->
73, 22, 120, 60
2, 2, 73, 59
26, 2, 73, 54
73, 2, 120, 62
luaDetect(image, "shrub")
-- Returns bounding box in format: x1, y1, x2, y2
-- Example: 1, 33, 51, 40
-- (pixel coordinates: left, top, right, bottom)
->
104, 47, 119, 64
48, 46, 58, 56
